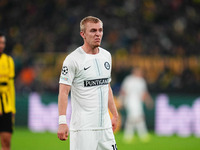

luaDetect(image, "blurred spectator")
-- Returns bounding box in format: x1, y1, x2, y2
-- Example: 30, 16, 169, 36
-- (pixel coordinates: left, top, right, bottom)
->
19, 67, 35, 87
156, 66, 175, 90
1, 0, 200, 55
0, 0, 200, 93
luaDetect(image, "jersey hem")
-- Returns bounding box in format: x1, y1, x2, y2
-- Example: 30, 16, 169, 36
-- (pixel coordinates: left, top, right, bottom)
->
70, 127, 112, 132
59, 82, 72, 86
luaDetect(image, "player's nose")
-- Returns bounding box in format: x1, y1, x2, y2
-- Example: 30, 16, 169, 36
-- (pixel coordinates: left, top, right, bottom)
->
95, 31, 102, 36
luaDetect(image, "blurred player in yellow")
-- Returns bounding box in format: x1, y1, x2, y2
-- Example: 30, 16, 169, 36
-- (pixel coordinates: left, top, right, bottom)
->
120, 67, 153, 143
0, 33, 16, 150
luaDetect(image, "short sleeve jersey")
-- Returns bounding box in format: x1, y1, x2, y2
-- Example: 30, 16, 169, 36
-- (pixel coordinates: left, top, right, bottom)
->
121, 75, 147, 113
59, 47, 112, 131
0, 53, 15, 114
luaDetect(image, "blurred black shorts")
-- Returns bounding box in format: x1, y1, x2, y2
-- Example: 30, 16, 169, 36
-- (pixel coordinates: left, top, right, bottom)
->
0, 112, 13, 133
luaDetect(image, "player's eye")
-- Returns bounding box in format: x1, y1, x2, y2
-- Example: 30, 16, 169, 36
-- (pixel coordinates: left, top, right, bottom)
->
99, 28, 103, 32
90, 29, 96, 32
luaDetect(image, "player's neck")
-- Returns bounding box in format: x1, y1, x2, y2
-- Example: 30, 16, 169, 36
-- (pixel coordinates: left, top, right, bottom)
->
82, 44, 99, 55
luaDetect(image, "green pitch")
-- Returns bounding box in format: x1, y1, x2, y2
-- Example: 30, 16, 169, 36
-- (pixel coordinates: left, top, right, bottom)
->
8, 128, 199, 150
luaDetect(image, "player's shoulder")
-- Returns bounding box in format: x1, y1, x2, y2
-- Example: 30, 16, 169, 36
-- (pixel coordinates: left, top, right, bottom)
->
140, 77, 146, 84
134, 76, 146, 84
64, 47, 83, 61
99, 47, 111, 56
124, 75, 132, 81
122, 75, 130, 85
1, 53, 14, 61
99, 47, 112, 62
1, 53, 8, 58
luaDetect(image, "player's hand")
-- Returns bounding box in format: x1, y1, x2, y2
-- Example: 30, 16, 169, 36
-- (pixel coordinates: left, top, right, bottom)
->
57, 124, 69, 141
146, 100, 154, 110
111, 116, 118, 132
12, 113, 15, 123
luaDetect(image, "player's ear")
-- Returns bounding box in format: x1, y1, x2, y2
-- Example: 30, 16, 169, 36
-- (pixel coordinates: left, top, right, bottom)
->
80, 31, 85, 39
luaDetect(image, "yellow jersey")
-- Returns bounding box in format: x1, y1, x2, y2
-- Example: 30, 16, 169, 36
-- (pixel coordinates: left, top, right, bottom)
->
0, 53, 15, 114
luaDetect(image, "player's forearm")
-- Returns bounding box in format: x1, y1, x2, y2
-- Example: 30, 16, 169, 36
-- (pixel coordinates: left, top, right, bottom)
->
143, 92, 154, 109
58, 84, 70, 115
58, 92, 68, 115
108, 85, 118, 118
143, 92, 151, 102
118, 89, 125, 107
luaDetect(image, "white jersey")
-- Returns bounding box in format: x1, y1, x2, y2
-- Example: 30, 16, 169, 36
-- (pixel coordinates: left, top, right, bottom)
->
121, 75, 147, 117
59, 47, 112, 131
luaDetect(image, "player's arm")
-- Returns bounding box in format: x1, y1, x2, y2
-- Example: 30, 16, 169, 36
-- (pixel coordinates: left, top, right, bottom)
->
108, 83, 118, 132
118, 77, 128, 109
143, 91, 154, 109
57, 83, 71, 141
9, 56, 16, 114
118, 88, 126, 108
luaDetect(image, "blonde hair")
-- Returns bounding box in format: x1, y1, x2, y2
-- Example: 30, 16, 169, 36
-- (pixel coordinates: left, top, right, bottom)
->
80, 16, 103, 32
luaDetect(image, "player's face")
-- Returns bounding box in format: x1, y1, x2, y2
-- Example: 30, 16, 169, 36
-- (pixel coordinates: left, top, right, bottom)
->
82, 22, 103, 49
134, 69, 143, 77
0, 36, 6, 54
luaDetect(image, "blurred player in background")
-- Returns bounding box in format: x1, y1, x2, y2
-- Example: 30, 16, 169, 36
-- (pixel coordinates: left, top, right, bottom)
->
57, 16, 118, 150
0, 33, 16, 150
120, 67, 153, 143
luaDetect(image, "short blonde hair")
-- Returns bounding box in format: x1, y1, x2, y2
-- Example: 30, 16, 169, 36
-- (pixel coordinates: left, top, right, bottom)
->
80, 16, 103, 32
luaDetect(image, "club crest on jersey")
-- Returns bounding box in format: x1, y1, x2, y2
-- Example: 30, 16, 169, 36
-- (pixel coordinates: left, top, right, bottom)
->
104, 62, 110, 70
62, 66, 68, 75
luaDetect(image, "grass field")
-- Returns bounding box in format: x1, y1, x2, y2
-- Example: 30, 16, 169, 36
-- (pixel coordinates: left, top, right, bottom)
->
4, 128, 199, 150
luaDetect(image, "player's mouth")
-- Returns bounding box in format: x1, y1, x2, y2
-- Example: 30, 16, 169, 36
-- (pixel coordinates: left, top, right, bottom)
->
95, 38, 101, 42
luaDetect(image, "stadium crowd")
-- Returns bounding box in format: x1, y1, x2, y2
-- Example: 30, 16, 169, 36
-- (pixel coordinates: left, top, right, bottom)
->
0, 0, 200, 93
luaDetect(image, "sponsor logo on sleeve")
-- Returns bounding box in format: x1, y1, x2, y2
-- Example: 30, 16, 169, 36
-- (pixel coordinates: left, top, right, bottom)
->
60, 76, 69, 81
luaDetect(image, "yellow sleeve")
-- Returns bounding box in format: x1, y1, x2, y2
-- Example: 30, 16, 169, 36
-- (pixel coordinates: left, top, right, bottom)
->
8, 56, 16, 114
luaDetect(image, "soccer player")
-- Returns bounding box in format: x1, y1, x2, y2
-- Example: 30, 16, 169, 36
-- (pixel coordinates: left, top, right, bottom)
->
120, 67, 153, 143
0, 33, 16, 150
57, 16, 118, 150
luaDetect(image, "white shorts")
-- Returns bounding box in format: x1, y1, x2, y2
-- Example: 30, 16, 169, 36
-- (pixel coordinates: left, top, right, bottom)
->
70, 128, 117, 150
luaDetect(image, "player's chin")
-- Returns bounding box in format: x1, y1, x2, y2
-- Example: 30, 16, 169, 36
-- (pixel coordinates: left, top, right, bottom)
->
94, 42, 101, 47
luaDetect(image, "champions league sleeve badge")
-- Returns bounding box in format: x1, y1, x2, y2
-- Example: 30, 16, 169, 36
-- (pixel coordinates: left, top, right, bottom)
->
104, 62, 110, 70
61, 66, 68, 75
